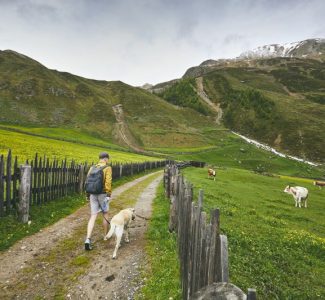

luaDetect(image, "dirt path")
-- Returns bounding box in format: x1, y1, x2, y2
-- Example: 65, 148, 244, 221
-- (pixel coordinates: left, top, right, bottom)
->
0, 171, 163, 299
195, 77, 223, 124
67, 175, 162, 299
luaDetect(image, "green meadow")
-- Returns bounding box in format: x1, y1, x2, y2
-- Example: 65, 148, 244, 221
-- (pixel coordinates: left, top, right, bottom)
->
181, 167, 325, 299
0, 127, 158, 163
0, 124, 126, 150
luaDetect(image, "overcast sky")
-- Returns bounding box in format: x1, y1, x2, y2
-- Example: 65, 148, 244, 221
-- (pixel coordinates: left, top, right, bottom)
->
0, 0, 324, 86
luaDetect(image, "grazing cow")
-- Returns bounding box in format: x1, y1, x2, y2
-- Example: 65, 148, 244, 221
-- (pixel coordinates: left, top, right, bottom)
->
208, 168, 216, 181
314, 181, 325, 189
284, 185, 309, 208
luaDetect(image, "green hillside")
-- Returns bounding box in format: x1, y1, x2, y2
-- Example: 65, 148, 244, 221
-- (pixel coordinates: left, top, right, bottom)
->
0, 50, 223, 150
157, 57, 325, 163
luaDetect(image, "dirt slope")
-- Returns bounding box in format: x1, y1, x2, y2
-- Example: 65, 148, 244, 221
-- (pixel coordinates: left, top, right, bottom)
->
195, 77, 223, 124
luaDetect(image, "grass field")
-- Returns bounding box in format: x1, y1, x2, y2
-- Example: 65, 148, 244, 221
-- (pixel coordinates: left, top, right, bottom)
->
0, 127, 158, 163
0, 124, 126, 150
181, 167, 325, 299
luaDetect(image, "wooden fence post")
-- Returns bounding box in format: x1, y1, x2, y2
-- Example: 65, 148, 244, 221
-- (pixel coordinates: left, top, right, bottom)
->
216, 234, 229, 282
247, 288, 257, 300
207, 208, 220, 285
18, 164, 31, 223
6, 150, 12, 212
190, 282, 246, 300
78, 165, 85, 194
0, 155, 4, 216
119, 164, 123, 178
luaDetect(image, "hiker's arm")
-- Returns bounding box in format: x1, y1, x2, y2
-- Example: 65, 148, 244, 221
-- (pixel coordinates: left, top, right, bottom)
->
85, 167, 92, 199
104, 166, 112, 196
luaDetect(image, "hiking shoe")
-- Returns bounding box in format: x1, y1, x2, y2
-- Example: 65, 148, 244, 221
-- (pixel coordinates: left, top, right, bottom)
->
85, 238, 92, 250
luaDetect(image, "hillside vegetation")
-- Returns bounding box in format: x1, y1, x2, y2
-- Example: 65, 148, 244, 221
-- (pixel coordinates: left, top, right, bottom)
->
159, 57, 325, 162
202, 58, 325, 163
156, 78, 209, 115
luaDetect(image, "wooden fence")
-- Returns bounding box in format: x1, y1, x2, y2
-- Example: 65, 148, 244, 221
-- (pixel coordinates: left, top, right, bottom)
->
0, 149, 169, 218
164, 164, 257, 300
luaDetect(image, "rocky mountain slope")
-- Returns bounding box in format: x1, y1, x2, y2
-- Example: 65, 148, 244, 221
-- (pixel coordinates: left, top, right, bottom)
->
179, 38, 325, 78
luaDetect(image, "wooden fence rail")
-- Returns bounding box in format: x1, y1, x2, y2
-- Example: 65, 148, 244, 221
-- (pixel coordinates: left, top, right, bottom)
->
0, 150, 169, 218
164, 164, 257, 300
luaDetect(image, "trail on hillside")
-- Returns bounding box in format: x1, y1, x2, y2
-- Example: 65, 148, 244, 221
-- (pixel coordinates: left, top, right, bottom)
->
112, 104, 144, 153
195, 77, 223, 124
282, 84, 305, 99
0, 171, 162, 299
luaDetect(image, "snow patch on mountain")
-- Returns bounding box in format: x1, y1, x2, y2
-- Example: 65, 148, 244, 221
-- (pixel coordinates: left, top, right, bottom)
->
239, 41, 304, 59
238, 38, 324, 59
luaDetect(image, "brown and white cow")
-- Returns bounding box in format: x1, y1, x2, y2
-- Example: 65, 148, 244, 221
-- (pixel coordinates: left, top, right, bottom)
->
208, 168, 216, 181
314, 181, 325, 189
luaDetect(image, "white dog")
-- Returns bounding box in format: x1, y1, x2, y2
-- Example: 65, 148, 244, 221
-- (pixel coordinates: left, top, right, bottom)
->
104, 208, 135, 259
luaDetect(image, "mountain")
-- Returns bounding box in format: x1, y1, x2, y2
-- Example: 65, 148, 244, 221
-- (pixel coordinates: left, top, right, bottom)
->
152, 39, 325, 163
180, 38, 325, 78
0, 49, 223, 151
239, 38, 325, 60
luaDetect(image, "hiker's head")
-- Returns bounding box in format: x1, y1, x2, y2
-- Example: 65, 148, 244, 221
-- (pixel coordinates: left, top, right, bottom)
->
99, 152, 109, 162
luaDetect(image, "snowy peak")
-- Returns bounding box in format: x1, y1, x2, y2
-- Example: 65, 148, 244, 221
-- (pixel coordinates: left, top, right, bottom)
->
239, 41, 303, 58
239, 38, 325, 59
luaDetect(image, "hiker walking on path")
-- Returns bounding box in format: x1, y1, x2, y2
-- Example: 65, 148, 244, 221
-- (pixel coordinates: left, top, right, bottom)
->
84, 152, 112, 250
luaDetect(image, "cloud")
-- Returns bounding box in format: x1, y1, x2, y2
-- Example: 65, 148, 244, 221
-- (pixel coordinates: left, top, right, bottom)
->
0, 0, 324, 85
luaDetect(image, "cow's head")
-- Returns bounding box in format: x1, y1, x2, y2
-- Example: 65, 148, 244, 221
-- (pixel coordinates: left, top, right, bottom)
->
283, 185, 291, 193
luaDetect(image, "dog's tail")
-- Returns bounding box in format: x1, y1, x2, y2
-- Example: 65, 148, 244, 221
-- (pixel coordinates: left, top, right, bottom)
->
106, 223, 116, 240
